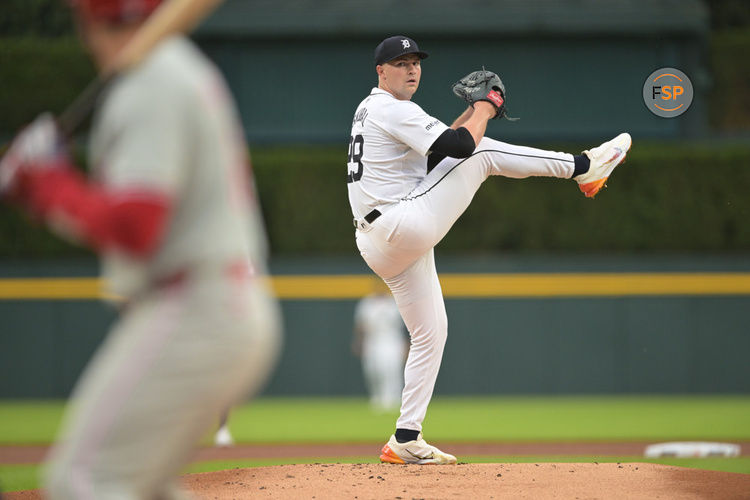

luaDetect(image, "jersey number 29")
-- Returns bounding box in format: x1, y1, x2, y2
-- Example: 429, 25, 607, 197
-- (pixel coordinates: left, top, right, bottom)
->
347, 134, 364, 183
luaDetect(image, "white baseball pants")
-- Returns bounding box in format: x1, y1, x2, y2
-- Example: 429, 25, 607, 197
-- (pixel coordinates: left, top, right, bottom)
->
355, 137, 575, 431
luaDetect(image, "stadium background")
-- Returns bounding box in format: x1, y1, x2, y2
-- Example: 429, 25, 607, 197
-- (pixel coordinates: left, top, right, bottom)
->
1, 0, 749, 401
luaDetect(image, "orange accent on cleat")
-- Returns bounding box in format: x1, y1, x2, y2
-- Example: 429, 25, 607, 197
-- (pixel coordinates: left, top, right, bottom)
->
380, 444, 406, 464
576, 133, 631, 199
578, 177, 608, 198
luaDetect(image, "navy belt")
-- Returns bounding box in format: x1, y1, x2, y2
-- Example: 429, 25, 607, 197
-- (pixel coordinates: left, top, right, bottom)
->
353, 209, 382, 230
364, 209, 381, 223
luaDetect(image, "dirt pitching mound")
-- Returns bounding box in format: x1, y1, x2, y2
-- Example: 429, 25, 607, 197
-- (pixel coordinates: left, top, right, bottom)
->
6, 462, 750, 499
187, 462, 748, 499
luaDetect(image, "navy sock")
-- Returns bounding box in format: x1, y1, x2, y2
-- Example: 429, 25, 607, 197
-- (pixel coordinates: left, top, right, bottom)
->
395, 428, 419, 443
572, 154, 590, 178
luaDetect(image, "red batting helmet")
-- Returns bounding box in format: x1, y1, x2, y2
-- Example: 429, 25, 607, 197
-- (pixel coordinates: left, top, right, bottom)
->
68, 0, 162, 23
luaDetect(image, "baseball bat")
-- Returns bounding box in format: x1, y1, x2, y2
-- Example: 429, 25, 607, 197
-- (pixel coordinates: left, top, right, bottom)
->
0, 0, 223, 195
57, 0, 225, 136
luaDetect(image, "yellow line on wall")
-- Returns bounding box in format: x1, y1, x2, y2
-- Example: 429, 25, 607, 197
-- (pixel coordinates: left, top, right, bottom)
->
438, 273, 750, 297
0, 273, 749, 300
0, 278, 103, 299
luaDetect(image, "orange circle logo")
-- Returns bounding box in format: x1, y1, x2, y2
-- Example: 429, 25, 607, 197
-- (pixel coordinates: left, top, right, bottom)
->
643, 68, 693, 118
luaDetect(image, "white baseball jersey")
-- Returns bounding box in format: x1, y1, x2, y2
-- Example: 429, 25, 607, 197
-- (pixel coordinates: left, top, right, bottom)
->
347, 88, 449, 219
90, 36, 264, 298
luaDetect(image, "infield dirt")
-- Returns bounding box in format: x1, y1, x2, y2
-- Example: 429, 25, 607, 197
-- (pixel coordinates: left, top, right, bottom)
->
3, 443, 750, 499
5, 462, 750, 499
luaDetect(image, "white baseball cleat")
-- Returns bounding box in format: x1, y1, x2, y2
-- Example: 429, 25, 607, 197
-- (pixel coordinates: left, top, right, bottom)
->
576, 132, 632, 198
380, 433, 457, 465
214, 425, 234, 447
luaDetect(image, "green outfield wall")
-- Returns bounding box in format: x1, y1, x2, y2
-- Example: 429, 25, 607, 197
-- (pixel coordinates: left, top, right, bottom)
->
0, 0, 718, 143
190, 0, 709, 143
1, 255, 749, 398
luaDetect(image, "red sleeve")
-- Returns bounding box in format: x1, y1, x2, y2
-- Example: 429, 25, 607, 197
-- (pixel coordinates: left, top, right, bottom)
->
18, 166, 171, 257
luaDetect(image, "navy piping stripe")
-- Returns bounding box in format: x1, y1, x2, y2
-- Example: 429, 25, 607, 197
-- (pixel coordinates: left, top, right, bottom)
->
402, 148, 573, 201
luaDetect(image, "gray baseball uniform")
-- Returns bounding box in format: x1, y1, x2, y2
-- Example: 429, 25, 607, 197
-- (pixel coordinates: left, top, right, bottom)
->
43, 36, 281, 499
354, 292, 407, 411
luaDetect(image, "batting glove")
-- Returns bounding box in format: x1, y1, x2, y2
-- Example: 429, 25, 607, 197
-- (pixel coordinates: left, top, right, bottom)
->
0, 113, 70, 200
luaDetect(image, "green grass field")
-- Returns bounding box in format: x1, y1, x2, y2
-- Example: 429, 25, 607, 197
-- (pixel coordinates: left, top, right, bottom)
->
1, 395, 749, 492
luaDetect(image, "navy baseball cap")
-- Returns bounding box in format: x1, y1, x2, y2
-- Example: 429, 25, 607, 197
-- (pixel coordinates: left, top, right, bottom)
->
374, 36, 429, 66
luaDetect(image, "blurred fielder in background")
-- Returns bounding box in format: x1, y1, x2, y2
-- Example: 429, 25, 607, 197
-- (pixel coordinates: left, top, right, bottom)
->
348, 35, 630, 465
352, 278, 408, 412
0, 0, 281, 498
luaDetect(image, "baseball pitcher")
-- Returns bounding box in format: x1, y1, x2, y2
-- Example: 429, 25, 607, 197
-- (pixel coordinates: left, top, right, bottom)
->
0, 0, 281, 497
347, 35, 630, 465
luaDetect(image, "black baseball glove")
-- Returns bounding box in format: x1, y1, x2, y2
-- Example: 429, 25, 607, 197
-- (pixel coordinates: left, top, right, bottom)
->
452, 69, 513, 120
